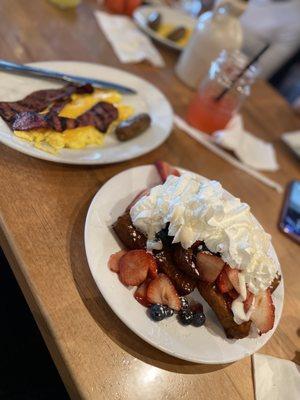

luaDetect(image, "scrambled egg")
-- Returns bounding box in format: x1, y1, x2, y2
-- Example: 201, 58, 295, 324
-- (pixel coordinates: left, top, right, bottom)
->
14, 89, 134, 153
157, 24, 192, 47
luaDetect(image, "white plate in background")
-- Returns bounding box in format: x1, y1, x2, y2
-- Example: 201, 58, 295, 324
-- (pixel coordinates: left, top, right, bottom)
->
0, 61, 173, 164
133, 6, 196, 51
84, 165, 284, 364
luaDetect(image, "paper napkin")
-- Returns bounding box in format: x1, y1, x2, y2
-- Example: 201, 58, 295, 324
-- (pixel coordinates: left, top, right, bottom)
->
253, 354, 300, 400
174, 115, 283, 192
214, 114, 279, 171
94, 11, 165, 67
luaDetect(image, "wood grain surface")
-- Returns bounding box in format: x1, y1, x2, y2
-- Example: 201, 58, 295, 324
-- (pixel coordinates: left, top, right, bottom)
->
0, 1, 299, 399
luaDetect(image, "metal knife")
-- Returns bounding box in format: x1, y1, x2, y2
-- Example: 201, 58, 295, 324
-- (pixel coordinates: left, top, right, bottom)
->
0, 60, 136, 95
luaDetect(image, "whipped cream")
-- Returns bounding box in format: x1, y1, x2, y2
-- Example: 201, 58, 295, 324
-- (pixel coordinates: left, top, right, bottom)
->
130, 173, 278, 305
232, 296, 256, 325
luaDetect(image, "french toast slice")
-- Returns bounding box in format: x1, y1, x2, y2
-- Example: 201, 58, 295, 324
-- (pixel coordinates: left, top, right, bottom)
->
112, 211, 147, 250
113, 212, 197, 295
197, 281, 251, 339
113, 211, 280, 339
154, 248, 197, 295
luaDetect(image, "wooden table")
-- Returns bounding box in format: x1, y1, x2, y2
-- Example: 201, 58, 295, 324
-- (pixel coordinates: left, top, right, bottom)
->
0, 1, 299, 399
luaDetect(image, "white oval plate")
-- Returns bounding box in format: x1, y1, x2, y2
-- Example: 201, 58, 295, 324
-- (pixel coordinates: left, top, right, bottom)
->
133, 6, 196, 51
84, 165, 284, 364
0, 61, 173, 165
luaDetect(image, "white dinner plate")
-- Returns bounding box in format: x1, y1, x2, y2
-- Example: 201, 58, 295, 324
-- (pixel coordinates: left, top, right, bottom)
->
133, 6, 196, 51
84, 165, 284, 364
0, 61, 173, 164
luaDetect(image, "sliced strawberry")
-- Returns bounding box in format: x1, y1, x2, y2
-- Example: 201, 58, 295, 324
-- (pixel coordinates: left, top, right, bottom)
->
216, 268, 233, 293
224, 264, 240, 293
119, 250, 155, 286
126, 188, 150, 212
155, 161, 180, 183
251, 289, 275, 334
148, 256, 158, 279
227, 289, 239, 300
195, 252, 225, 283
108, 250, 127, 273
147, 273, 181, 311
243, 291, 255, 313
134, 278, 152, 307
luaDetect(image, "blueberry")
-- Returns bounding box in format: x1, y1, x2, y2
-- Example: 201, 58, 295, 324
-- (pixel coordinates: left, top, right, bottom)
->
163, 306, 174, 317
180, 297, 189, 310
178, 309, 194, 325
149, 304, 166, 321
190, 302, 203, 314
192, 312, 206, 327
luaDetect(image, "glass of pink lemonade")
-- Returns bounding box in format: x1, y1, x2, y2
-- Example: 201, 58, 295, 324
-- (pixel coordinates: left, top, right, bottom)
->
186, 50, 257, 134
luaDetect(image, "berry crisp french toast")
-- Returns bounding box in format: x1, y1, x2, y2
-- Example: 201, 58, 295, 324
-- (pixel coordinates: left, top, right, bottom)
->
109, 161, 281, 338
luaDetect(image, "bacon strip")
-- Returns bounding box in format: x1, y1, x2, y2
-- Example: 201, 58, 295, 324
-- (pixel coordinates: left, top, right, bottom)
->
0, 83, 93, 125
12, 101, 118, 133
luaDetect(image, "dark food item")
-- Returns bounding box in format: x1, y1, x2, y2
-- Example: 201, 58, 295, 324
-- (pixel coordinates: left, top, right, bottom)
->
154, 249, 196, 295
192, 312, 206, 327
74, 83, 94, 94
115, 113, 151, 141
0, 83, 93, 126
190, 240, 203, 251
178, 309, 194, 325
12, 112, 49, 131
147, 11, 161, 31
12, 101, 118, 133
167, 26, 186, 42
149, 304, 166, 321
47, 98, 71, 117
172, 243, 200, 279
112, 211, 147, 250
163, 306, 174, 317
227, 289, 239, 300
180, 297, 189, 310
190, 302, 203, 314
197, 281, 251, 339
155, 225, 173, 247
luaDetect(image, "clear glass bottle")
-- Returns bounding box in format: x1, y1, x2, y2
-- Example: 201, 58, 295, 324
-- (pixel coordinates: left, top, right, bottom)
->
186, 50, 258, 134
175, 0, 248, 89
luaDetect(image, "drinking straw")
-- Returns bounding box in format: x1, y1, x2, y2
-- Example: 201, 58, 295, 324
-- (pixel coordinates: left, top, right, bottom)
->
215, 43, 270, 102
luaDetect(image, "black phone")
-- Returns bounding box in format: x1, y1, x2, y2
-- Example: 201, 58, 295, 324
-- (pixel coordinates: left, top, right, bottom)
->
279, 180, 300, 244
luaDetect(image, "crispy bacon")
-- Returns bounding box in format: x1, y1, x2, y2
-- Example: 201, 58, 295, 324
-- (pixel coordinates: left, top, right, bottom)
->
47, 99, 71, 116
12, 112, 49, 130
0, 83, 93, 125
12, 101, 118, 132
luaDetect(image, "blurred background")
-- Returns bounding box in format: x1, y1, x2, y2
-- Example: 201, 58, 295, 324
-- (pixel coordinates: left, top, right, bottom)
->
148, 0, 300, 113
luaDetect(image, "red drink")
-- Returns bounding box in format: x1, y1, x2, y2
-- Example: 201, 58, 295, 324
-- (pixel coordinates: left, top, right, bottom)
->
186, 90, 237, 134
185, 50, 257, 135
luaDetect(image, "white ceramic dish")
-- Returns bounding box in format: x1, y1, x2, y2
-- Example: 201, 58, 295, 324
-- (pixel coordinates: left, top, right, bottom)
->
133, 6, 196, 51
0, 61, 173, 165
84, 165, 284, 364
